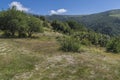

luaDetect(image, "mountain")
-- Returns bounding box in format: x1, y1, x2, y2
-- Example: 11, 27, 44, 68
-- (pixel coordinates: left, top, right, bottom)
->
46, 9, 120, 36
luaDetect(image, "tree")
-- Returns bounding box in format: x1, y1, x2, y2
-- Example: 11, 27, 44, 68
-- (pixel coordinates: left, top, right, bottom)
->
27, 16, 43, 37
67, 20, 86, 31
17, 19, 28, 37
51, 20, 71, 34
0, 6, 27, 37
0, 6, 43, 37
40, 16, 46, 21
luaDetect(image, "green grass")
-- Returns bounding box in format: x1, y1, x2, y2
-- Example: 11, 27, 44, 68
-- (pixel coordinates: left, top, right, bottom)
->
0, 33, 120, 80
0, 54, 38, 80
0, 40, 39, 80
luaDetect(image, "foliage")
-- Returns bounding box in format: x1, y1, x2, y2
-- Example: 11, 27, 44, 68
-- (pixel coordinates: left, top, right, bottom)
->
33, 15, 46, 21
59, 36, 81, 52
73, 32, 110, 47
0, 6, 43, 37
51, 20, 71, 34
46, 9, 120, 36
80, 39, 91, 46
27, 16, 43, 37
107, 37, 120, 53
43, 21, 50, 28
66, 20, 87, 31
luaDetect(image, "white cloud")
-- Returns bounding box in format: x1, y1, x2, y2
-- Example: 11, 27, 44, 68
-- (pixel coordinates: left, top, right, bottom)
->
9, 1, 29, 12
50, 9, 67, 15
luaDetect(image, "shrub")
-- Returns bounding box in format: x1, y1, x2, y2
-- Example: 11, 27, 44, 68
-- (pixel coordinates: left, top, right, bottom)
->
106, 38, 120, 53
59, 37, 81, 52
80, 39, 91, 46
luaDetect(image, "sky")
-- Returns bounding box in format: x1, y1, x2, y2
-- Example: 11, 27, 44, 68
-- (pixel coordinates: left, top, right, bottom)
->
1, 0, 120, 15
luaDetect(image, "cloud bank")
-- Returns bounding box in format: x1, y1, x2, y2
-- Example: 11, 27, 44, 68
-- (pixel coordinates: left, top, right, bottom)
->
9, 1, 29, 12
50, 9, 67, 15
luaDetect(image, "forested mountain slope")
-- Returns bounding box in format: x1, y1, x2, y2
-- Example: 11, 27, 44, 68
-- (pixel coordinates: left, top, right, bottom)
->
46, 9, 120, 36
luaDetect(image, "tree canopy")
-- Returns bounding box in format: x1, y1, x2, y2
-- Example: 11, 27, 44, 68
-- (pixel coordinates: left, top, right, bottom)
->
0, 6, 43, 37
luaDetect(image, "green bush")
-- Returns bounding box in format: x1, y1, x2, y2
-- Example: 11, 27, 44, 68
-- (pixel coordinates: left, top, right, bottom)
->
73, 32, 109, 47
80, 39, 91, 46
106, 38, 120, 53
59, 37, 81, 52
51, 20, 71, 34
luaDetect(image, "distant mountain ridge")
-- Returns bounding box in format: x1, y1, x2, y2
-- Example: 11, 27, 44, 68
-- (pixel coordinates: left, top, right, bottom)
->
45, 9, 120, 36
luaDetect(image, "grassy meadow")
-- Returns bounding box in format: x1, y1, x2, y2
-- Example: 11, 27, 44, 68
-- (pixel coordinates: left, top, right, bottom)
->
0, 31, 120, 80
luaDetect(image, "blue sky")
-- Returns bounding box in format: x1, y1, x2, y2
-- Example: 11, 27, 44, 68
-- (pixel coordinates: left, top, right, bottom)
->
1, 0, 120, 15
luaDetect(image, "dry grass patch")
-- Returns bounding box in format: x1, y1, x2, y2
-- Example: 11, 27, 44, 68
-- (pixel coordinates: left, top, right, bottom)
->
0, 37, 120, 80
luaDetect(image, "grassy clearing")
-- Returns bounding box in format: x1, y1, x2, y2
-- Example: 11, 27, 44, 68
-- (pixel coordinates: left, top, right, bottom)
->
0, 39, 39, 80
0, 33, 120, 80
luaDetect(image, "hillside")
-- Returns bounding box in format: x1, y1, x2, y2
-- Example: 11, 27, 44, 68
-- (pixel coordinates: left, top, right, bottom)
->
0, 7, 120, 80
46, 9, 120, 36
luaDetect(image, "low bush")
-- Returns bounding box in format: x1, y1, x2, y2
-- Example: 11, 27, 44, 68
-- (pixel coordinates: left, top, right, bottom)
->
59, 37, 81, 52
80, 39, 91, 46
106, 38, 120, 53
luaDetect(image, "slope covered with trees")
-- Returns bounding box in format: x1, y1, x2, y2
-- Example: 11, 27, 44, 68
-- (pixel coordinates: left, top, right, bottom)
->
46, 9, 120, 36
